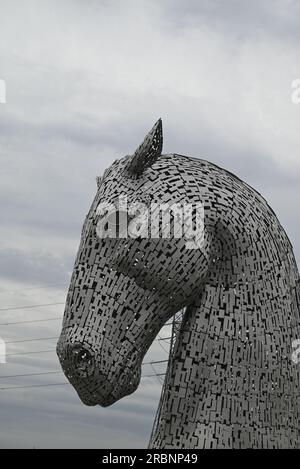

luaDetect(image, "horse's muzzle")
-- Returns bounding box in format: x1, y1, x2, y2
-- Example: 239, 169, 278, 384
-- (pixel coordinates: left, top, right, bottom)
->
56, 326, 141, 407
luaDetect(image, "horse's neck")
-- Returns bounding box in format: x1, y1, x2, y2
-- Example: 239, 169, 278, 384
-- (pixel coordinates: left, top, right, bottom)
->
150, 168, 300, 448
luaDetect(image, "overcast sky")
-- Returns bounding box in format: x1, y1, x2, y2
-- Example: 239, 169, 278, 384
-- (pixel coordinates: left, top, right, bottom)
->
0, 0, 299, 448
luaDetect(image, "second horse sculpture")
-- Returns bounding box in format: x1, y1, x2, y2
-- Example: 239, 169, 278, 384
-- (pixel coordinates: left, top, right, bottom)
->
57, 119, 300, 448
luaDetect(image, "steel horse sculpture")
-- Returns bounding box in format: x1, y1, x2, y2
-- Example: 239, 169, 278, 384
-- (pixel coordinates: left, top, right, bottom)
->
57, 120, 300, 448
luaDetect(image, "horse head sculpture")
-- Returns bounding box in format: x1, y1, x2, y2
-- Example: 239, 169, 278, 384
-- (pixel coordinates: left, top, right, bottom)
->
57, 120, 300, 448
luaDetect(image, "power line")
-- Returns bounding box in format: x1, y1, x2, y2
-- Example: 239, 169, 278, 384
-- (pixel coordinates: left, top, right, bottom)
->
0, 360, 167, 380
0, 302, 64, 312
143, 373, 166, 378
0, 283, 67, 296
0, 382, 68, 391
0, 317, 170, 328
5, 336, 58, 345
0, 320, 170, 348
157, 334, 169, 353
143, 359, 168, 366
0, 317, 62, 326
0, 370, 62, 379
5, 349, 55, 357
149, 361, 163, 385
3, 347, 168, 362
0, 374, 166, 391
4, 337, 165, 348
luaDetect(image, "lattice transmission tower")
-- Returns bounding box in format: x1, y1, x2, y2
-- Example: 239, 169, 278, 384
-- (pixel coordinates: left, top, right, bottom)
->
148, 308, 185, 446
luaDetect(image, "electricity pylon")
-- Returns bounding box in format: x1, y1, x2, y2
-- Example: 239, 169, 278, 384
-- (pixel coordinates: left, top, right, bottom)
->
148, 309, 184, 446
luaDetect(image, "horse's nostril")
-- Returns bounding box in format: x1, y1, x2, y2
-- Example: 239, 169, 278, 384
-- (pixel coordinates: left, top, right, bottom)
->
71, 345, 93, 370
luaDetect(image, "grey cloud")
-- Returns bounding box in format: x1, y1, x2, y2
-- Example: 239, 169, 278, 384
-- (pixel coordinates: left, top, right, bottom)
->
0, 248, 73, 285
0, 0, 299, 449
161, 0, 300, 42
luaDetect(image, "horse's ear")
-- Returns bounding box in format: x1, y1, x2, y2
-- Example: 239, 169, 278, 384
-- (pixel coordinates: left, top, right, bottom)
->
125, 119, 163, 177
